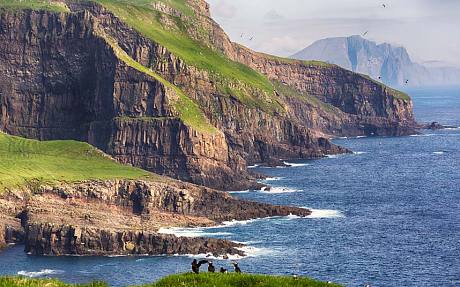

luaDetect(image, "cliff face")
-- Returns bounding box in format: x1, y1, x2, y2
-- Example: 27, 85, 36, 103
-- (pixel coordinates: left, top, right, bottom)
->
0, 1, 415, 190
0, 179, 311, 256
291, 35, 460, 87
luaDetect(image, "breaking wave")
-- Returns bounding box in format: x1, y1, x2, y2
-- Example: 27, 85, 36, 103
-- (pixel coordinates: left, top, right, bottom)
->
259, 186, 301, 194
263, 177, 285, 181
304, 209, 345, 219
282, 161, 310, 167
17, 269, 64, 278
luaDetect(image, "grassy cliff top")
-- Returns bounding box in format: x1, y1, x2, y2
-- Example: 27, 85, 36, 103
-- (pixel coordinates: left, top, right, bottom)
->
0, 273, 342, 287
0, 132, 151, 191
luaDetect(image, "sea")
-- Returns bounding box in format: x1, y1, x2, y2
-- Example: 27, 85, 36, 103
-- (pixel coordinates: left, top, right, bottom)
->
0, 86, 459, 287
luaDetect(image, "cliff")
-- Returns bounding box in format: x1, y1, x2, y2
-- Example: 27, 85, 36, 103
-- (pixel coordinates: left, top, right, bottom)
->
0, 1, 416, 190
291, 35, 460, 87
0, 179, 311, 256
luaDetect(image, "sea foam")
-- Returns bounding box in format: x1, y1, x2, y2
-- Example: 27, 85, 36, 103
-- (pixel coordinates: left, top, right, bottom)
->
17, 269, 64, 278
305, 209, 345, 219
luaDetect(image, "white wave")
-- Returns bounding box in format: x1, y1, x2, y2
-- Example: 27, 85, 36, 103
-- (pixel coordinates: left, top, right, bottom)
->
409, 134, 437, 137
337, 136, 348, 139
282, 161, 310, 167
353, 151, 367, 155
259, 186, 301, 194
229, 190, 250, 194
444, 127, 460, 130
305, 209, 345, 219
247, 164, 259, 168
356, 136, 367, 138
433, 151, 445, 155
264, 177, 285, 181
174, 245, 275, 261
18, 269, 64, 278
325, 154, 340, 159
158, 227, 232, 238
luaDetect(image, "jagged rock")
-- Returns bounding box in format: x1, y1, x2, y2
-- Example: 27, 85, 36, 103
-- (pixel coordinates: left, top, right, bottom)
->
25, 223, 244, 257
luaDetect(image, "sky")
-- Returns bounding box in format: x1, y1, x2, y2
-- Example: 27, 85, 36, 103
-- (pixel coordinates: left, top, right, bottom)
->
206, 0, 460, 66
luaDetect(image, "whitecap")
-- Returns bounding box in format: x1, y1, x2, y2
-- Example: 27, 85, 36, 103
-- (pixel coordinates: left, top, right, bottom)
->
305, 209, 345, 219
264, 177, 285, 181
158, 227, 232, 238
282, 161, 310, 167
228, 190, 250, 194
247, 164, 259, 168
433, 151, 445, 155
444, 127, 460, 130
325, 154, 340, 159
356, 136, 367, 138
259, 186, 301, 194
409, 134, 437, 137
18, 269, 64, 278
353, 151, 367, 155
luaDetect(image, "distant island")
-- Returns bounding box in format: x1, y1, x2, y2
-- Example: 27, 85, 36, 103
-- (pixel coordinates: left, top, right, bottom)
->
291, 35, 460, 87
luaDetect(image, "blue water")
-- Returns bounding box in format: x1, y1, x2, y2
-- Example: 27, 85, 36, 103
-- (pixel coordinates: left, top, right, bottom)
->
1, 87, 459, 287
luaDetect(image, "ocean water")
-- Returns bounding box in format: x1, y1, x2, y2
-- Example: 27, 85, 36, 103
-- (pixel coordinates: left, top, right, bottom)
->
0, 87, 459, 287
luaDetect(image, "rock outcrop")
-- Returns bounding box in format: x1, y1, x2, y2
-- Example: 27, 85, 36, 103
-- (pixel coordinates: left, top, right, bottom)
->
0, 178, 311, 256
0, 1, 415, 190
25, 223, 244, 257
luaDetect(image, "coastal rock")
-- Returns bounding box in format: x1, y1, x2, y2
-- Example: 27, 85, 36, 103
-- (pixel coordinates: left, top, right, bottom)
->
25, 223, 244, 257
0, 179, 311, 256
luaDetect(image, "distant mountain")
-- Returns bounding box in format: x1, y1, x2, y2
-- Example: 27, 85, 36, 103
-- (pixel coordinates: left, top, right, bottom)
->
291, 35, 460, 87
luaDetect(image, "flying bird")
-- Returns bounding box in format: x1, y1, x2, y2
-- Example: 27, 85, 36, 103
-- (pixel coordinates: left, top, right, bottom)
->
249, 36, 254, 41
382, 4, 386, 8
363, 31, 368, 36
405, 79, 409, 84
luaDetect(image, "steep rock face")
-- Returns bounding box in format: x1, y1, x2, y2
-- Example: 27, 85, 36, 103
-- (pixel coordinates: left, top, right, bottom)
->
25, 223, 244, 256
0, 178, 311, 255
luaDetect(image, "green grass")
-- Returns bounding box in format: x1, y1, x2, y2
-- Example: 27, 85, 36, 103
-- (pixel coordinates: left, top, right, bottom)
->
0, 277, 106, 287
97, 29, 217, 133
0, 0, 69, 12
0, 274, 342, 287
0, 132, 151, 191
148, 273, 343, 287
93, 0, 282, 113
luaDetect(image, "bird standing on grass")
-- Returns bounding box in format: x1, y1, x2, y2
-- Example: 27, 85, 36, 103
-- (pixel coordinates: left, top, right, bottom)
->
232, 262, 241, 273
208, 261, 215, 273
191, 259, 209, 274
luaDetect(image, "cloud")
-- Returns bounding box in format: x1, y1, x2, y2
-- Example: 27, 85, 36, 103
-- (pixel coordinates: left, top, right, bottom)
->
209, 0, 237, 19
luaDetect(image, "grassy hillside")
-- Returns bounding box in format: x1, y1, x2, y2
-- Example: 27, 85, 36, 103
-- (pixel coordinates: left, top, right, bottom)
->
0, 0, 69, 12
0, 132, 151, 191
95, 0, 283, 113
0, 274, 342, 287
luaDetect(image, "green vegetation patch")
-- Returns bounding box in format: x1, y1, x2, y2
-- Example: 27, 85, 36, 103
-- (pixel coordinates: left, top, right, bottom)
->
0, 0, 70, 12
94, 0, 282, 113
0, 277, 106, 287
0, 273, 342, 287
143, 273, 343, 287
0, 132, 151, 191
98, 29, 217, 133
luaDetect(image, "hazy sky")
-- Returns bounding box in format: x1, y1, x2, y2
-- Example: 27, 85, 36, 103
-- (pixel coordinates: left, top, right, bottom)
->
206, 0, 460, 66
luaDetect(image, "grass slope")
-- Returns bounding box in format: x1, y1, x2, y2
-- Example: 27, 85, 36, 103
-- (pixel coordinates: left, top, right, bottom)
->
94, 0, 283, 113
0, 277, 106, 287
0, 0, 69, 12
0, 274, 342, 287
0, 132, 151, 191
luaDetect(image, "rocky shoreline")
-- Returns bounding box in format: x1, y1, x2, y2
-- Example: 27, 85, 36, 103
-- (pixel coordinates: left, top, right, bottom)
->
0, 179, 311, 256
